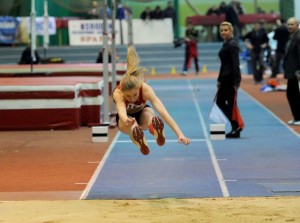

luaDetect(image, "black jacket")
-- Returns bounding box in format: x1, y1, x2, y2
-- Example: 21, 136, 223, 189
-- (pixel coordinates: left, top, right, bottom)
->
218, 37, 241, 87
284, 29, 300, 80
273, 25, 289, 53
243, 29, 269, 53
225, 4, 240, 26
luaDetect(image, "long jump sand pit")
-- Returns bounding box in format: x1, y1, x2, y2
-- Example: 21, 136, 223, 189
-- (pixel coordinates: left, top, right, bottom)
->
1, 197, 300, 222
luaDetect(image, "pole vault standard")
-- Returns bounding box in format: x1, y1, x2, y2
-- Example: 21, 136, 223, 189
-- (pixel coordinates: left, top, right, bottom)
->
102, 0, 110, 124
43, 0, 49, 57
30, 0, 36, 73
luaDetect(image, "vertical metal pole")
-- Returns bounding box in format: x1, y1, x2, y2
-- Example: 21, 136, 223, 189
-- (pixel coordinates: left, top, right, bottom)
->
111, 0, 117, 101
102, 0, 110, 124
30, 0, 36, 72
43, 0, 49, 58
119, 4, 124, 45
127, 11, 133, 46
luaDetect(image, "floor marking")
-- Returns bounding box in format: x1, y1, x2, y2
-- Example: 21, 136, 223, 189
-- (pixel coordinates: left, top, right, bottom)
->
88, 161, 100, 164
75, 183, 88, 185
240, 88, 300, 138
80, 131, 121, 200
224, 179, 237, 182
188, 79, 230, 197
116, 138, 206, 143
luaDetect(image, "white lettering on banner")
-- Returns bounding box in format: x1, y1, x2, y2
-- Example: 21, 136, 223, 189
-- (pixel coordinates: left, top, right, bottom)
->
68, 20, 117, 46
26, 17, 57, 35
80, 36, 112, 43
0, 22, 16, 29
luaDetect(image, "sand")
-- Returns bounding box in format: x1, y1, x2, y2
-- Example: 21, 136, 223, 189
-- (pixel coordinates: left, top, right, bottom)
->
1, 197, 300, 223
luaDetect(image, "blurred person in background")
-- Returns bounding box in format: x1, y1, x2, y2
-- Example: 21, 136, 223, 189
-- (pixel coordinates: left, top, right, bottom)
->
225, 0, 241, 43
96, 48, 120, 64
163, 0, 177, 38
151, 6, 164, 19
243, 22, 269, 84
116, 1, 132, 20
99, 4, 112, 19
87, 0, 100, 19
270, 18, 289, 79
19, 45, 40, 65
181, 22, 199, 76
140, 6, 152, 20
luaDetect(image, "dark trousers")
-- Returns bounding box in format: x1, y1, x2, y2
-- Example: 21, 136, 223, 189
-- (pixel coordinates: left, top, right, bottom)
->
286, 79, 300, 121
183, 46, 199, 72
271, 51, 284, 78
216, 84, 239, 130
250, 51, 264, 82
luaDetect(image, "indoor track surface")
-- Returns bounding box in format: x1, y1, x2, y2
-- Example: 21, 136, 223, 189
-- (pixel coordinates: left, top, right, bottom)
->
82, 79, 300, 200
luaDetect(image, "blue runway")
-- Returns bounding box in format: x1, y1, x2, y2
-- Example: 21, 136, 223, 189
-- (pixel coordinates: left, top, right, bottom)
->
82, 79, 300, 199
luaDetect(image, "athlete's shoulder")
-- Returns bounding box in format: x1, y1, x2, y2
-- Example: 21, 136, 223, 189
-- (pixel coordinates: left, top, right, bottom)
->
113, 87, 123, 101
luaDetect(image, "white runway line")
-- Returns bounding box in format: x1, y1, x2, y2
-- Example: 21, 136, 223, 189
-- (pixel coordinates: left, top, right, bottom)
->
187, 79, 230, 197
80, 131, 121, 200
116, 139, 206, 143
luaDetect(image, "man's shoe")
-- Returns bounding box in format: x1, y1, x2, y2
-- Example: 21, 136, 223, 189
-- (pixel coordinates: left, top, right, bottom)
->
293, 120, 300, 126
181, 71, 187, 76
152, 116, 165, 146
226, 127, 242, 138
288, 120, 294, 125
255, 80, 264, 85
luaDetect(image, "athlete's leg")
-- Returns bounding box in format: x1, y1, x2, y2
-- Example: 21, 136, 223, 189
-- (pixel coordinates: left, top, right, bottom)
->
139, 107, 165, 146
117, 115, 150, 155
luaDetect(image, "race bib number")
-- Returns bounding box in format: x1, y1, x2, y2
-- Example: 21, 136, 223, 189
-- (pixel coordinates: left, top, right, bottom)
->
127, 103, 144, 110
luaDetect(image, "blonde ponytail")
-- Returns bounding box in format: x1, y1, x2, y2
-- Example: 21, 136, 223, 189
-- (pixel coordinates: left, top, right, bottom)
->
120, 46, 147, 92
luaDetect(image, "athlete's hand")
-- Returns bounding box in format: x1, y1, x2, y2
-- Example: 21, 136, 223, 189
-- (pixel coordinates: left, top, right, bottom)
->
178, 135, 190, 145
124, 117, 136, 127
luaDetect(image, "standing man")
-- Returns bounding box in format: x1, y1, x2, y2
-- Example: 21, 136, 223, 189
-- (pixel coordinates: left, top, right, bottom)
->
243, 22, 269, 84
284, 17, 300, 126
270, 19, 289, 79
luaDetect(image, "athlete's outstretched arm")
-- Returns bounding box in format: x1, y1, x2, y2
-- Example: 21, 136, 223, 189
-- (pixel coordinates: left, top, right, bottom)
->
143, 83, 190, 145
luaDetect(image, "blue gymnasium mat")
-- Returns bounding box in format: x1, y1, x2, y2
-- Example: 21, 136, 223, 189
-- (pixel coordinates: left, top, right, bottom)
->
83, 79, 300, 199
